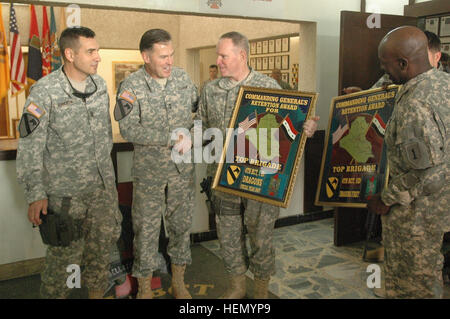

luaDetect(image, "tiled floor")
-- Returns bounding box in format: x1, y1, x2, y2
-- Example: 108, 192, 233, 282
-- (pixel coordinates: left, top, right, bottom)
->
201, 217, 450, 299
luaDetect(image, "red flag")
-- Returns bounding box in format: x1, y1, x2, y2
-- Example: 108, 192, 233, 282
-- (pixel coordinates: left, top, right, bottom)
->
41, 6, 51, 76
27, 4, 42, 85
9, 3, 26, 96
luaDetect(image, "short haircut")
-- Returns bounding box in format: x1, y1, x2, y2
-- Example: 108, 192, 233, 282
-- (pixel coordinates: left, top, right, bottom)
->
209, 64, 218, 70
139, 29, 172, 52
59, 27, 96, 61
219, 31, 249, 60
424, 30, 441, 52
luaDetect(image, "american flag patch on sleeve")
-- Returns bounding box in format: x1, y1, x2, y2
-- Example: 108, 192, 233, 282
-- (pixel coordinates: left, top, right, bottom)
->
119, 90, 136, 104
27, 103, 45, 119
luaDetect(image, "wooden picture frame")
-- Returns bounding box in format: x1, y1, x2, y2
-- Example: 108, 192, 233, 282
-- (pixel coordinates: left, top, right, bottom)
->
113, 61, 143, 92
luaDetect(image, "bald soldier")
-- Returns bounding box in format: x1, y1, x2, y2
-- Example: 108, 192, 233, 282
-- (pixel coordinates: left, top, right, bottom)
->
368, 26, 449, 298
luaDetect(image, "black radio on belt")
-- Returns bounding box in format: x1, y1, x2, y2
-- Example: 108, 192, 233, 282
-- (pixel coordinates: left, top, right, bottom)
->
38, 197, 80, 247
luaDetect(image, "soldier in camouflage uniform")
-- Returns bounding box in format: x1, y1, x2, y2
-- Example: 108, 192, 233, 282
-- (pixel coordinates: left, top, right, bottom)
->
198, 32, 318, 299
368, 26, 450, 298
115, 29, 198, 299
16, 27, 122, 299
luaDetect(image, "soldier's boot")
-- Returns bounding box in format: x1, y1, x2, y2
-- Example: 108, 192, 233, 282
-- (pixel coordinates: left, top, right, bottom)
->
253, 277, 270, 299
88, 289, 104, 299
137, 276, 153, 299
219, 274, 246, 299
171, 264, 192, 299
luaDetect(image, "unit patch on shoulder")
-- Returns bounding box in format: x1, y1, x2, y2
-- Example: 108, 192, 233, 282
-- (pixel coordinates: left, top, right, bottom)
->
18, 113, 40, 138
26, 103, 45, 119
119, 90, 136, 104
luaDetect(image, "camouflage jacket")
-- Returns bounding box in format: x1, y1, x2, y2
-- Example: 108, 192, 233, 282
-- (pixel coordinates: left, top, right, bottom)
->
16, 68, 115, 204
381, 68, 450, 206
198, 68, 281, 180
116, 66, 198, 179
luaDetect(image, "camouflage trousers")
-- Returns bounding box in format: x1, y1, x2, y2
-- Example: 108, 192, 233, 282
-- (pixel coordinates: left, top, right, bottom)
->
131, 175, 194, 278
214, 194, 280, 278
381, 190, 448, 299
40, 186, 122, 299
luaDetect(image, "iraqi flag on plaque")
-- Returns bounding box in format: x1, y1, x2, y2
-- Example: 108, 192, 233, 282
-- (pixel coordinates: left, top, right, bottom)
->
280, 116, 299, 142
371, 113, 386, 137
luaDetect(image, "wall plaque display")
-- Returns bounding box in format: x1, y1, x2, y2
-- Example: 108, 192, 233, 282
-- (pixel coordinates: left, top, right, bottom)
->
256, 57, 262, 71
275, 56, 282, 69
315, 86, 400, 207
440, 16, 450, 37
213, 86, 318, 208
262, 40, 268, 54
250, 58, 256, 70
268, 39, 275, 53
256, 41, 262, 54
262, 57, 268, 70
268, 56, 275, 70
275, 38, 282, 53
282, 37, 289, 52
113, 61, 143, 92
281, 55, 289, 70
250, 42, 257, 55
425, 17, 439, 35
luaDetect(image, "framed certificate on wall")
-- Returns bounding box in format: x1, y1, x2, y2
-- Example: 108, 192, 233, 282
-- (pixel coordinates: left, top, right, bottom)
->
250, 42, 257, 55
275, 38, 282, 53
262, 40, 268, 54
268, 39, 275, 53
282, 37, 289, 52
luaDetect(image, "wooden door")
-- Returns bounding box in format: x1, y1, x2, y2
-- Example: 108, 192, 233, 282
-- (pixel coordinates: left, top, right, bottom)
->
338, 11, 417, 94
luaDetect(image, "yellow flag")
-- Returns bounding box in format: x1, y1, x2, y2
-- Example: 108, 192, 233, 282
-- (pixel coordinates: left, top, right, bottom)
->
0, 5, 11, 99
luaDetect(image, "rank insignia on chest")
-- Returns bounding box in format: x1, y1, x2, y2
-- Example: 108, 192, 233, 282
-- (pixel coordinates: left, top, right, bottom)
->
26, 103, 45, 119
119, 90, 136, 104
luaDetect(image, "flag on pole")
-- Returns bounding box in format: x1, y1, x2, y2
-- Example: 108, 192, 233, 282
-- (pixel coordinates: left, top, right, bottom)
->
27, 4, 42, 85
59, 7, 67, 33
280, 116, 299, 142
50, 7, 62, 71
0, 4, 11, 100
41, 6, 51, 76
371, 113, 386, 137
9, 3, 26, 96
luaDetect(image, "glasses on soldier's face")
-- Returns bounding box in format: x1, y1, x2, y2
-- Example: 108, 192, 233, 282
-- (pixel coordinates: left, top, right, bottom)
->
62, 67, 98, 101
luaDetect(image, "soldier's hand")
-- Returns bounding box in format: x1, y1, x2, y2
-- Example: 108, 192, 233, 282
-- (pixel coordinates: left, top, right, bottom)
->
28, 199, 48, 226
303, 116, 320, 138
174, 132, 192, 155
367, 193, 390, 216
343, 87, 362, 94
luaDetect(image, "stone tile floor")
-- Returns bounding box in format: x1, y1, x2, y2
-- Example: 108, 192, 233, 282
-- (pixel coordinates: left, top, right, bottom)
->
201, 217, 450, 299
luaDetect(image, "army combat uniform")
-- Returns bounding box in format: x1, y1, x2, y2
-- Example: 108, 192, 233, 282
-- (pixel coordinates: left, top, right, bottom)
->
198, 69, 281, 278
381, 68, 449, 298
16, 68, 122, 298
116, 67, 198, 278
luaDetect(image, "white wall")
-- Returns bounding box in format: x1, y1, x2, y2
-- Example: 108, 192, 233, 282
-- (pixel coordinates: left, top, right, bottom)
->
0, 161, 46, 265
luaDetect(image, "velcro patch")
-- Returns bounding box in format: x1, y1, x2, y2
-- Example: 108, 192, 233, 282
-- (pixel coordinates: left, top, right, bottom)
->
27, 103, 45, 119
18, 113, 40, 138
119, 90, 136, 104
114, 99, 133, 121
